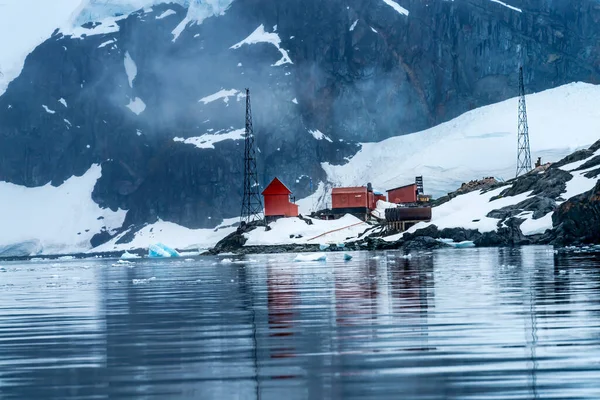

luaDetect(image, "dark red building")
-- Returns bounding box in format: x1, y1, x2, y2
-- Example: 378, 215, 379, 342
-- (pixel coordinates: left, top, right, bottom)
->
262, 178, 299, 221
387, 183, 418, 204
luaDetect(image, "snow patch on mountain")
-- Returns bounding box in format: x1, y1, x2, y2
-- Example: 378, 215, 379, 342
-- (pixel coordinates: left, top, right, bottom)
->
156, 9, 177, 19
126, 97, 146, 114
231, 24, 293, 67
59, 98, 68, 107
199, 89, 240, 104
0, 164, 127, 255
381, 0, 409, 16
324, 82, 600, 198
350, 19, 359, 31
174, 128, 245, 149
42, 105, 56, 114
124, 52, 137, 88
489, 0, 522, 12
309, 129, 333, 143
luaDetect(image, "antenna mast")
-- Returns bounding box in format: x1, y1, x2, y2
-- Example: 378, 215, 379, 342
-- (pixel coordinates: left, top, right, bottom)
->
516, 66, 532, 177
240, 88, 264, 224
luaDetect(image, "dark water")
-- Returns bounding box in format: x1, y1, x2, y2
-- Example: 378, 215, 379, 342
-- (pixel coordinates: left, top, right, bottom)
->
1, 247, 600, 399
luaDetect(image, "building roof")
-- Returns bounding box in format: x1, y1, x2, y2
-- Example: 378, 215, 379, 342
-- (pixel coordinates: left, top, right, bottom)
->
386, 183, 417, 192
332, 186, 367, 194
262, 177, 292, 195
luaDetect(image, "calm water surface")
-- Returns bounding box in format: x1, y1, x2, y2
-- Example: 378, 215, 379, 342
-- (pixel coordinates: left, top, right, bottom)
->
1, 247, 600, 399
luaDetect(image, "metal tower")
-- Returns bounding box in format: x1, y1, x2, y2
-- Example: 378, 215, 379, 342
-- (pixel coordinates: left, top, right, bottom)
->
240, 88, 264, 224
516, 66, 532, 177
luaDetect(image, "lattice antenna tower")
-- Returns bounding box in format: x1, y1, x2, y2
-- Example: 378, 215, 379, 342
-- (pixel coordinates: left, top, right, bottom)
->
240, 88, 264, 224
516, 66, 532, 177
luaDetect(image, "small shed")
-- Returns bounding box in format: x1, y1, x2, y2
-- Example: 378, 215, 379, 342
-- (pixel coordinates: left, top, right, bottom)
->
262, 178, 299, 220
387, 183, 418, 204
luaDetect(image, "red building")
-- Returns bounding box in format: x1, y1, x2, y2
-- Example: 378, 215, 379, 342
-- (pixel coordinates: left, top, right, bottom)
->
262, 178, 299, 221
387, 183, 418, 204
332, 187, 370, 209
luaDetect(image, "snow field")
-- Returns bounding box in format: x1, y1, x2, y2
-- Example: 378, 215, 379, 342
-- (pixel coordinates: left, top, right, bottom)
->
0, 165, 126, 254
244, 215, 368, 246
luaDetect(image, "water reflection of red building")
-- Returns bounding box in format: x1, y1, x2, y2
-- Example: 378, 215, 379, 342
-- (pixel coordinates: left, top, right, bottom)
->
334, 259, 379, 327
267, 265, 298, 361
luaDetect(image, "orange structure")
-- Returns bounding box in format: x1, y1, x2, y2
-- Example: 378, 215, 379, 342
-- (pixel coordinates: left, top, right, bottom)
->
262, 178, 299, 220
387, 183, 418, 204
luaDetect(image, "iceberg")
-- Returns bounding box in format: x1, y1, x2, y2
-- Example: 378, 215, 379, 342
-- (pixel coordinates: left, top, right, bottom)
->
121, 251, 140, 259
294, 253, 327, 262
148, 243, 181, 258
343, 253, 353, 261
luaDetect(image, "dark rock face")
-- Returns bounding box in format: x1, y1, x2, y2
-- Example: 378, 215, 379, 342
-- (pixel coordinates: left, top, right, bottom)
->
551, 180, 600, 245
1, 0, 600, 246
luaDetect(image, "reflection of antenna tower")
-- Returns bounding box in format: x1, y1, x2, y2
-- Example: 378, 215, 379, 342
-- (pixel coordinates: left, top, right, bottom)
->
240, 88, 264, 224
516, 66, 532, 177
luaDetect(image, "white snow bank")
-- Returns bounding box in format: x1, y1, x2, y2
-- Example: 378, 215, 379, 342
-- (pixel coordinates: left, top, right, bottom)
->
59, 98, 68, 107
231, 24, 292, 66
382, 0, 409, 16
324, 82, 600, 198
489, 0, 522, 12
520, 212, 554, 236
199, 89, 240, 104
126, 97, 146, 115
173, 128, 245, 149
350, 20, 359, 31
93, 217, 238, 253
0, 164, 126, 254
244, 214, 368, 246
309, 129, 333, 143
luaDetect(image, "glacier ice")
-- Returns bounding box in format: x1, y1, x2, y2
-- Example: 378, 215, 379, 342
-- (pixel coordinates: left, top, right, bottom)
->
148, 243, 180, 258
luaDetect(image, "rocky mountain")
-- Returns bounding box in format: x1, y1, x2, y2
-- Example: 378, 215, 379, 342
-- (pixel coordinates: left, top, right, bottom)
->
0, 0, 599, 251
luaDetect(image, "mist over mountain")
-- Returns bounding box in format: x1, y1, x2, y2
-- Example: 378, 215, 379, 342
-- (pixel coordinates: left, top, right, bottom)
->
0, 0, 599, 250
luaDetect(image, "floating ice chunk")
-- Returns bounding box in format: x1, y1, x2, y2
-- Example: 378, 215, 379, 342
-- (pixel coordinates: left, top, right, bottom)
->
58, 255, 75, 260
184, 258, 195, 262
294, 253, 326, 262
401, 254, 413, 259
132, 277, 156, 285
221, 258, 233, 264
148, 243, 180, 258
452, 241, 476, 248
319, 244, 330, 251
344, 253, 353, 261
121, 251, 140, 259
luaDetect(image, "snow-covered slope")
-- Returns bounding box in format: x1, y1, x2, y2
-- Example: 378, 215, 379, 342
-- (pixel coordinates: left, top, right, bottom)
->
244, 215, 369, 246
384, 144, 600, 242
0, 165, 126, 255
0, 0, 235, 94
93, 217, 239, 253
324, 82, 600, 198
